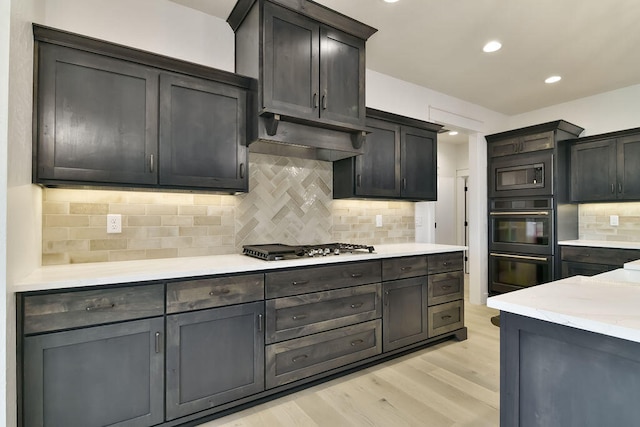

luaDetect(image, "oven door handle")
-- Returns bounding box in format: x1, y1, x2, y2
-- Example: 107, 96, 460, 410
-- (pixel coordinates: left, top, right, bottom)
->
489, 211, 549, 216
490, 253, 549, 262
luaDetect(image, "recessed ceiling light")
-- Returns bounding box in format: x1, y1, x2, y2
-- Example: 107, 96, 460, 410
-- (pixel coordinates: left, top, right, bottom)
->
448, 131, 459, 136
545, 75, 562, 84
383, 0, 400, 3
483, 41, 502, 53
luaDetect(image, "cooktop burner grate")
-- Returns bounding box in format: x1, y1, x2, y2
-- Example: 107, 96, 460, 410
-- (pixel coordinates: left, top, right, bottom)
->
242, 243, 375, 261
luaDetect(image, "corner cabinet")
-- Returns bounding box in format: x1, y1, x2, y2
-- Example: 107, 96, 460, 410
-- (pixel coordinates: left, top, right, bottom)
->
571, 129, 640, 202
33, 25, 255, 193
333, 108, 442, 201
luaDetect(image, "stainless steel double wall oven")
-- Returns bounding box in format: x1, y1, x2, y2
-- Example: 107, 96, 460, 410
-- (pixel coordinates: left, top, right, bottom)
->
486, 121, 584, 295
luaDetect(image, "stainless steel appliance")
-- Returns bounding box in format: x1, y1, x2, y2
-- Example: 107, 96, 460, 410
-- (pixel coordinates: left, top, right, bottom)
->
242, 243, 375, 261
489, 252, 553, 294
489, 151, 553, 198
489, 198, 553, 255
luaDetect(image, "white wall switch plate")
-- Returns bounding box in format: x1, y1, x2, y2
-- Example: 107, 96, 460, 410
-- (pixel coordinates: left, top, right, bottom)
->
415, 216, 423, 227
375, 214, 383, 227
610, 215, 619, 226
107, 214, 122, 233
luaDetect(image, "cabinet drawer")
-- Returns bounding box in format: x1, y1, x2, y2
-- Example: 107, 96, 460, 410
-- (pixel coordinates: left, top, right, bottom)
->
266, 283, 381, 344
561, 246, 640, 265
23, 284, 164, 335
265, 319, 382, 388
382, 256, 427, 281
428, 271, 464, 306
428, 252, 463, 274
166, 273, 264, 314
428, 300, 464, 338
265, 261, 381, 298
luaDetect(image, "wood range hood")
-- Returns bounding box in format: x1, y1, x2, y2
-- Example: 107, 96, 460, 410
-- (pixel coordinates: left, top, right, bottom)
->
228, 0, 378, 162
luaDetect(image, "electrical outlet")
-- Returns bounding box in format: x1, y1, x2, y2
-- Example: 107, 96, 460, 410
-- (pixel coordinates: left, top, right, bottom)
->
376, 214, 383, 227
415, 216, 423, 227
610, 215, 619, 226
107, 214, 122, 233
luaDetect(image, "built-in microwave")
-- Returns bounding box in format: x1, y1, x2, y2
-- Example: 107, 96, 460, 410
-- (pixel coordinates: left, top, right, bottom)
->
489, 151, 553, 198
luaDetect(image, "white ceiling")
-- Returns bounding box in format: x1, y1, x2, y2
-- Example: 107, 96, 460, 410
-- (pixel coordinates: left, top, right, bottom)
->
169, 0, 640, 116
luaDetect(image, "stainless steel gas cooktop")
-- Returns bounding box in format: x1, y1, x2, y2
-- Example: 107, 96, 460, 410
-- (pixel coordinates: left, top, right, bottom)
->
242, 243, 375, 261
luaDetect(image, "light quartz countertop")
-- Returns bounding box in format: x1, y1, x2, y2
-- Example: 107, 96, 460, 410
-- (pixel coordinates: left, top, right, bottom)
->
487, 274, 640, 344
15, 243, 467, 293
558, 239, 640, 250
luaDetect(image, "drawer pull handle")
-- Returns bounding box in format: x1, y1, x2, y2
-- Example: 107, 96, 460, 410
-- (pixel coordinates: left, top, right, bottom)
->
258, 314, 263, 332
351, 339, 364, 346
442, 262, 449, 266
155, 332, 161, 354
292, 354, 308, 363
400, 266, 413, 271
292, 280, 309, 286
441, 285, 452, 290
86, 303, 116, 312
292, 314, 308, 321
350, 302, 363, 309
350, 273, 363, 278
441, 315, 453, 320
209, 288, 230, 296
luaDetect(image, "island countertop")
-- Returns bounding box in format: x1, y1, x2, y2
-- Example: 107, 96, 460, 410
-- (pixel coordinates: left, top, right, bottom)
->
15, 243, 466, 293
487, 275, 640, 344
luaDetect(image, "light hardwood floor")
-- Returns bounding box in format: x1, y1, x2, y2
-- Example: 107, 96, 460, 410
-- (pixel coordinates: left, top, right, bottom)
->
199, 276, 500, 427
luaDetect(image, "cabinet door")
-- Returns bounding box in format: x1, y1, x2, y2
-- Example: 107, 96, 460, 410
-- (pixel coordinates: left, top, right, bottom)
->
159, 73, 248, 191
23, 318, 164, 427
401, 126, 437, 200
36, 44, 158, 185
320, 27, 365, 126
617, 134, 640, 200
263, 2, 319, 120
382, 277, 428, 352
571, 139, 616, 201
354, 117, 400, 197
166, 302, 264, 420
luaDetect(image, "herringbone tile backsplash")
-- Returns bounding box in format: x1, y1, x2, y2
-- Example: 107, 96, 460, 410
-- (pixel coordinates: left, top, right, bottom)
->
42, 153, 415, 265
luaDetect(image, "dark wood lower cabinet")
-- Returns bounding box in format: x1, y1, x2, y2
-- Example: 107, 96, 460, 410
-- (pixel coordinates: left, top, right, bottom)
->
19, 253, 467, 426
501, 312, 640, 426
560, 245, 640, 278
382, 277, 428, 352
165, 302, 264, 420
23, 317, 164, 427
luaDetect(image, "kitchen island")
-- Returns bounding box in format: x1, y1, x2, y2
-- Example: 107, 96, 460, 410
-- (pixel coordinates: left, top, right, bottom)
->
17, 243, 467, 427
488, 274, 640, 427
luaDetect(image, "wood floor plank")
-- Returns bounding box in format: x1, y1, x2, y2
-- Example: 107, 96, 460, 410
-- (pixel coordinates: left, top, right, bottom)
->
199, 275, 500, 426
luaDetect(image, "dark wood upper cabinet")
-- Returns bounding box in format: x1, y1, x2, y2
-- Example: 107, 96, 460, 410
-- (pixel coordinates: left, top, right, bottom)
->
570, 128, 640, 202
229, 0, 374, 135
36, 44, 159, 186
333, 108, 442, 201
33, 25, 256, 193
159, 74, 248, 191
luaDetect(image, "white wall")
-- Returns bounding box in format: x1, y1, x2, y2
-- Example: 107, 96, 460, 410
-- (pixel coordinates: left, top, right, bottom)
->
41, 0, 235, 72
1, 0, 11, 423
508, 83, 640, 136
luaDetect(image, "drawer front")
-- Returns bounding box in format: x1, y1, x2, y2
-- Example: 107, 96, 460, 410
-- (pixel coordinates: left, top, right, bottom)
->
561, 246, 640, 266
265, 319, 382, 388
428, 271, 464, 306
265, 261, 381, 298
428, 252, 463, 275
266, 284, 381, 344
382, 256, 428, 281
166, 273, 264, 313
23, 284, 164, 334
428, 300, 464, 338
